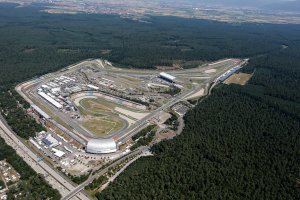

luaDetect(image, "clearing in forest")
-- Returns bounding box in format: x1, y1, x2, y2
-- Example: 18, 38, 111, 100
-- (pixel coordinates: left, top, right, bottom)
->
223, 72, 252, 85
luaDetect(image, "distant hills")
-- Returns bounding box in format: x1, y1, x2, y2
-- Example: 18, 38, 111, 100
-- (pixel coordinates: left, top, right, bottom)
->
262, 0, 300, 12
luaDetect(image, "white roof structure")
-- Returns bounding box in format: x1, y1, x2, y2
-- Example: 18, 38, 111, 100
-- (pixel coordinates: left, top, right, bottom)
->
45, 134, 59, 147
29, 138, 42, 150
38, 92, 63, 109
41, 85, 50, 89
87, 84, 99, 90
31, 104, 50, 119
86, 138, 117, 154
159, 72, 176, 82
52, 148, 65, 158
51, 87, 61, 93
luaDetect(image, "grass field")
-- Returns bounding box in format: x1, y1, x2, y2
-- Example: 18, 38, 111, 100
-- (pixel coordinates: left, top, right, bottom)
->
80, 97, 147, 113
78, 98, 127, 136
82, 116, 124, 137
80, 99, 115, 114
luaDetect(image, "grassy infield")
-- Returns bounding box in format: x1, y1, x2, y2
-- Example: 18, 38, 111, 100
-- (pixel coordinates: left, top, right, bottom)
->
79, 98, 125, 137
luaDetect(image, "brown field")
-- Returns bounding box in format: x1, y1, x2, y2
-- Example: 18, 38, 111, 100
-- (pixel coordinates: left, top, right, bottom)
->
223, 72, 252, 85
155, 129, 177, 142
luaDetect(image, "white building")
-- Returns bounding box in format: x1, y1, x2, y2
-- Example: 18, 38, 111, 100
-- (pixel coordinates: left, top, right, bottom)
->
45, 134, 59, 147
87, 84, 99, 90
31, 104, 50, 119
51, 148, 65, 158
159, 72, 176, 82
38, 92, 63, 109
86, 138, 117, 154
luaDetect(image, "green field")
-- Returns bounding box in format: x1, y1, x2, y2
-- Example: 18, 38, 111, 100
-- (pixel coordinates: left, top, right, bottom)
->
80, 98, 116, 114
82, 116, 124, 136
78, 98, 126, 136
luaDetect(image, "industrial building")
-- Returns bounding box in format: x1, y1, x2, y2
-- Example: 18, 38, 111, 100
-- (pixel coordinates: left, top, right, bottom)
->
86, 138, 117, 154
159, 72, 176, 83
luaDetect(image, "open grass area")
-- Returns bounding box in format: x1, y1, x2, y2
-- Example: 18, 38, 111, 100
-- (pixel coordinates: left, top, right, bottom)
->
82, 116, 124, 137
79, 98, 126, 136
80, 99, 115, 114
121, 76, 141, 83
80, 97, 147, 113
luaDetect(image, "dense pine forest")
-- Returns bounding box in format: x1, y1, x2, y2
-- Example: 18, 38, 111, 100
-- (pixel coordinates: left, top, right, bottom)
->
98, 33, 300, 199
0, 3, 293, 89
0, 2, 299, 200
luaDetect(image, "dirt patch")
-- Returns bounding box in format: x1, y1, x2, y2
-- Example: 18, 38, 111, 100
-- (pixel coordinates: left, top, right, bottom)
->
186, 88, 204, 100
158, 111, 171, 124
223, 72, 252, 86
205, 69, 217, 73
155, 129, 177, 142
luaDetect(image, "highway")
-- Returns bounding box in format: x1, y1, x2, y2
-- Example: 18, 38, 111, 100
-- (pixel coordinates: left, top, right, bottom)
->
0, 115, 90, 200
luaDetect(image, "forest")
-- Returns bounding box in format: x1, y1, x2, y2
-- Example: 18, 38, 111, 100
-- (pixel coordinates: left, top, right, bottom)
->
97, 33, 300, 200
0, 2, 299, 200
0, 3, 294, 90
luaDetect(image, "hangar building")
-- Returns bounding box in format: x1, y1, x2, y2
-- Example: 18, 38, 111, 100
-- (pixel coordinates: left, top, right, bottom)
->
159, 72, 176, 83
86, 138, 117, 154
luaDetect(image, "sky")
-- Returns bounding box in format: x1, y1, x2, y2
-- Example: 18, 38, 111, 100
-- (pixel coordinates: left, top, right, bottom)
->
199, 0, 291, 7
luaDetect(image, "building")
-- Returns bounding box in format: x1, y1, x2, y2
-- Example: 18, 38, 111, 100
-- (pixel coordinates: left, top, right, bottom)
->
31, 104, 50, 120
87, 84, 99, 90
38, 92, 63, 109
218, 66, 242, 82
86, 138, 117, 154
42, 134, 59, 148
159, 72, 176, 83
51, 148, 65, 158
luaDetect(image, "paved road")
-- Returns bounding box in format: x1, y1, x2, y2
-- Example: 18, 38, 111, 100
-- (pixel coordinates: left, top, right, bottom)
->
116, 59, 245, 143
0, 116, 90, 200
61, 146, 148, 200
12, 58, 247, 199
17, 58, 246, 145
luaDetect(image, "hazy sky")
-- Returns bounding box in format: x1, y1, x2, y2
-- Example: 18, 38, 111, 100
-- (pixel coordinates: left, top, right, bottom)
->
200, 0, 291, 7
